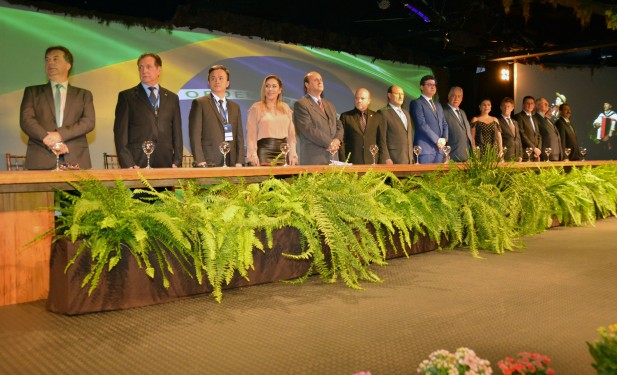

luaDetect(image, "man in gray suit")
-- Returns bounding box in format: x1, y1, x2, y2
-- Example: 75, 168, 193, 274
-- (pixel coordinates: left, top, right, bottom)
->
443, 86, 473, 162
293, 71, 343, 165
20, 46, 95, 170
114, 53, 183, 168
513, 96, 542, 161
498, 97, 523, 162
378, 86, 414, 164
339, 88, 386, 164
189, 65, 244, 167
535, 97, 563, 161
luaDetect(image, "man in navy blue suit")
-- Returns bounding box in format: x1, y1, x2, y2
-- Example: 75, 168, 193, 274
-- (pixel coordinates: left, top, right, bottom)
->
409, 75, 449, 163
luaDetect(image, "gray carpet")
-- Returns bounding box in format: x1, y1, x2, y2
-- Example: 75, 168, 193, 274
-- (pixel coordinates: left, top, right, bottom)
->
1, 217, 616, 374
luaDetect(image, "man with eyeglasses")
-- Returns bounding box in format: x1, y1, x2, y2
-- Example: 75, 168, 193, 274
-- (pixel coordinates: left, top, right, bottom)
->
409, 75, 448, 163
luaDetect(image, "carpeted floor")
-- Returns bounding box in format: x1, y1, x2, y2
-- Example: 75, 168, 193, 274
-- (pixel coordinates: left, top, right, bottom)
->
1, 217, 616, 374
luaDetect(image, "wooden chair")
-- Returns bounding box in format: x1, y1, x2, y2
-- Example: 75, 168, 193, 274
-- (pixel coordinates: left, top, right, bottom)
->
6, 153, 26, 171
182, 154, 194, 168
103, 152, 120, 169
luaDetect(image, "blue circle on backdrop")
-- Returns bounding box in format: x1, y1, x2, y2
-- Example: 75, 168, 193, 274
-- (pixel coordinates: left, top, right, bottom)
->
178, 56, 354, 152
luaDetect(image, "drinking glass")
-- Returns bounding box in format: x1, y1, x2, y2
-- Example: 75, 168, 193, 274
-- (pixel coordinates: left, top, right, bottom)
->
580, 147, 587, 161
525, 147, 533, 162
442, 145, 451, 164
142, 140, 155, 169
369, 144, 379, 165
501, 146, 508, 161
544, 147, 552, 162
219, 141, 231, 167
564, 148, 571, 161
51, 142, 64, 171
413, 146, 422, 164
280, 143, 290, 167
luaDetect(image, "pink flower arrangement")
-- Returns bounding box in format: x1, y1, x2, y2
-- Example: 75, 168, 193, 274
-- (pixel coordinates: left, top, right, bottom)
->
417, 347, 492, 374
497, 352, 555, 375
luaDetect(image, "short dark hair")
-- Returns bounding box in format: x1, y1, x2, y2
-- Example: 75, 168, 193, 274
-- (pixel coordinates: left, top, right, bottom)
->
387, 85, 395, 94
559, 103, 570, 111
501, 97, 514, 106
137, 53, 162, 67
420, 75, 436, 86
522, 95, 535, 103
45, 46, 73, 74
209, 65, 230, 80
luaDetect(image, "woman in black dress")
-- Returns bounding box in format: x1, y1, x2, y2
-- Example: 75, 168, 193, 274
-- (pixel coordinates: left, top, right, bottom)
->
470, 99, 503, 158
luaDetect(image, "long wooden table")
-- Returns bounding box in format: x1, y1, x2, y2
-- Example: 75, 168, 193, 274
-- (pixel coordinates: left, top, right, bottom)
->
1, 161, 615, 307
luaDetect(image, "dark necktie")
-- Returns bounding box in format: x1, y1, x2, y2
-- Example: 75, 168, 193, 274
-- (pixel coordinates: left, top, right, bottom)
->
360, 112, 367, 132
148, 86, 158, 114
429, 98, 437, 113
218, 99, 228, 122
455, 109, 463, 124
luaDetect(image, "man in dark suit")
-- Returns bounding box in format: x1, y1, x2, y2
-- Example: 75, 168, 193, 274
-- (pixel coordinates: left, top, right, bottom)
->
409, 75, 448, 164
114, 53, 183, 168
339, 88, 386, 164
498, 97, 523, 162
535, 97, 563, 161
293, 71, 344, 165
442, 86, 473, 162
378, 85, 414, 164
513, 96, 542, 161
20, 46, 95, 170
555, 103, 581, 161
189, 65, 244, 167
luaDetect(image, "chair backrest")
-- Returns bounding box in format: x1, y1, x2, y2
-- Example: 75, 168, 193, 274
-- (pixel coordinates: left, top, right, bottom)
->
182, 154, 194, 168
103, 152, 120, 169
6, 153, 26, 171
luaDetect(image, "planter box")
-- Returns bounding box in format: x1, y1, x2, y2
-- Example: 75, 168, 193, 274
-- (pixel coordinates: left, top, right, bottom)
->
47, 227, 441, 315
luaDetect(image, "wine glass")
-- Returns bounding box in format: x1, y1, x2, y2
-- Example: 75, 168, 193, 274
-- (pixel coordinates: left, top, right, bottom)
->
280, 143, 290, 167
544, 147, 552, 162
525, 147, 533, 162
580, 147, 587, 161
500, 146, 508, 161
564, 148, 571, 161
442, 145, 451, 164
369, 144, 379, 165
413, 146, 422, 164
142, 140, 155, 169
51, 142, 64, 171
219, 141, 231, 167
327, 142, 339, 165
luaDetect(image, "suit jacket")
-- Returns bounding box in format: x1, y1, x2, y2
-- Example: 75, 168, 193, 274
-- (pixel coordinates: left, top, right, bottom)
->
378, 105, 414, 164
188, 95, 244, 167
20, 83, 95, 170
409, 97, 448, 156
498, 116, 523, 161
293, 95, 344, 165
513, 111, 542, 160
114, 84, 183, 168
443, 105, 473, 162
339, 108, 386, 164
555, 117, 581, 160
535, 113, 563, 161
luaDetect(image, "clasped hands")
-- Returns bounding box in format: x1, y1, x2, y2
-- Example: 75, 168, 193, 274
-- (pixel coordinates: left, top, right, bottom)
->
43, 131, 69, 154
436, 138, 447, 149
327, 138, 341, 153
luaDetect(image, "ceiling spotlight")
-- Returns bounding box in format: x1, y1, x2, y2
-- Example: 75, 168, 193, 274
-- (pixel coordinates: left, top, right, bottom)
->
500, 68, 510, 81
377, 0, 391, 10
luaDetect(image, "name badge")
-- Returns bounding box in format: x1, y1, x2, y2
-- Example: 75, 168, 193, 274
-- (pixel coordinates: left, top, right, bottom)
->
224, 123, 233, 142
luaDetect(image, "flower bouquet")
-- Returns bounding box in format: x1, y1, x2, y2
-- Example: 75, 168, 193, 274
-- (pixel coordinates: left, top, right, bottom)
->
417, 347, 492, 374
497, 352, 554, 375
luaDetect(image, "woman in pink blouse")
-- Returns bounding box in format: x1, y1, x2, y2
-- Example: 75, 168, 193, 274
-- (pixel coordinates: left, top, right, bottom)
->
246, 75, 298, 166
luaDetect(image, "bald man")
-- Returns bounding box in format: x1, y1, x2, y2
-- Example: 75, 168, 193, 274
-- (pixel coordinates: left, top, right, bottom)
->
339, 88, 386, 164
378, 85, 414, 164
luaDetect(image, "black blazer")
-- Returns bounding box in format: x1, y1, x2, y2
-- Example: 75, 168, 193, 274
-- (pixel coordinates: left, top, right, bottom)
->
513, 111, 542, 160
189, 95, 244, 166
114, 84, 183, 168
498, 116, 523, 161
339, 108, 386, 164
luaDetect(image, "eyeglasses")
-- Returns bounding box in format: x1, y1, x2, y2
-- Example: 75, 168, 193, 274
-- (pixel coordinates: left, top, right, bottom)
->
423, 83, 436, 87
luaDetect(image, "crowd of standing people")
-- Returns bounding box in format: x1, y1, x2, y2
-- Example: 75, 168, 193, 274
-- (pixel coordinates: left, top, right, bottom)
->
19, 46, 585, 170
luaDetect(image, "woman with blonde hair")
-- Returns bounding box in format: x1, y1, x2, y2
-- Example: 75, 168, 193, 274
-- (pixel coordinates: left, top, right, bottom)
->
246, 75, 298, 166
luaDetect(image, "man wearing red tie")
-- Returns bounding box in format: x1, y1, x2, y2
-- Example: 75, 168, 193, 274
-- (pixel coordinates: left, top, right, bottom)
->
293, 71, 344, 165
